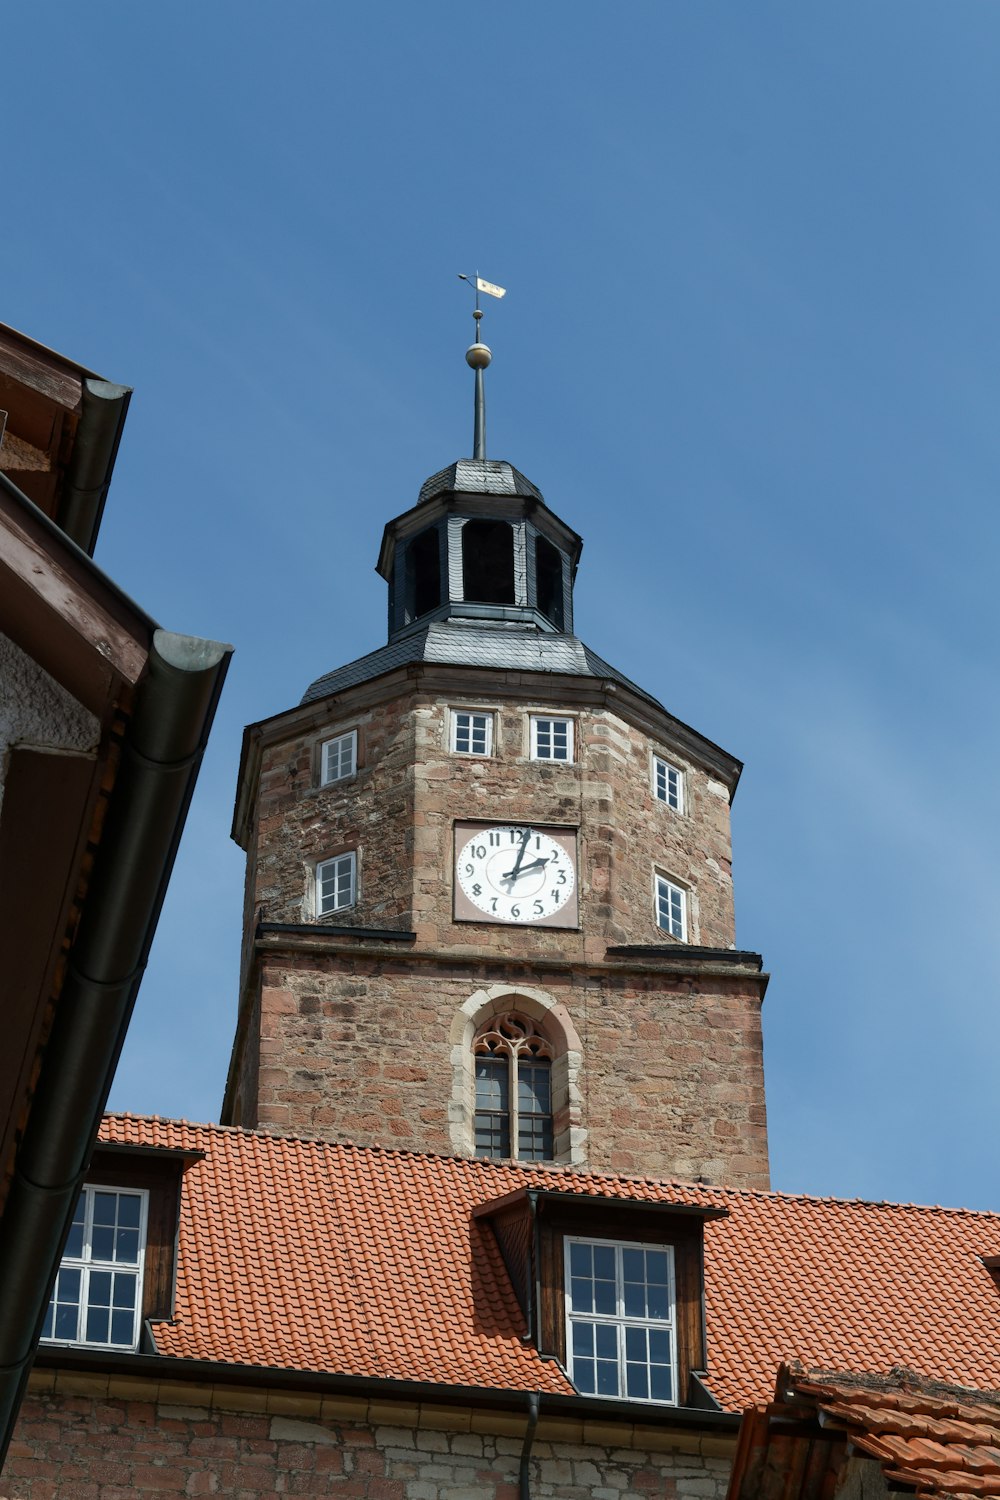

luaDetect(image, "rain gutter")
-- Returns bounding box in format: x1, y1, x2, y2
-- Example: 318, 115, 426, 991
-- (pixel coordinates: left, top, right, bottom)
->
0, 626, 232, 1469
59, 377, 132, 556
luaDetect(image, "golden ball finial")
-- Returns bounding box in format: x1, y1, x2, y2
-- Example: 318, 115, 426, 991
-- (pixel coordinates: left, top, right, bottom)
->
466, 342, 492, 370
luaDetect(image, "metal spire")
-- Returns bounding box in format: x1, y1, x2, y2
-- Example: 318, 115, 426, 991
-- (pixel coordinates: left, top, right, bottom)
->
458, 274, 505, 460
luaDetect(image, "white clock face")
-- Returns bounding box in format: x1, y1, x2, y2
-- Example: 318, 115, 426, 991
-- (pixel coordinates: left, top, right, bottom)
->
456, 824, 576, 925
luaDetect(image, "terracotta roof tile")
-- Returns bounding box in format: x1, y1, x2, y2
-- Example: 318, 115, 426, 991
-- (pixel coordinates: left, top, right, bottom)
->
97, 1116, 1000, 1409
778, 1369, 1000, 1500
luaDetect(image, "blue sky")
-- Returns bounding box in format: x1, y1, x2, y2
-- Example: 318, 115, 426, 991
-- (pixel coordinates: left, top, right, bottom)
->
6, 3, 999, 1209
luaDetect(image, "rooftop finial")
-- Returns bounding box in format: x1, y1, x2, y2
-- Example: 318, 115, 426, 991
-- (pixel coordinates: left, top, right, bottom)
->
458, 273, 505, 460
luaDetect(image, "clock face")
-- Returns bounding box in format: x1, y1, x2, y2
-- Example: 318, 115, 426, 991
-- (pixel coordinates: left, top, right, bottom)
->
454, 822, 578, 927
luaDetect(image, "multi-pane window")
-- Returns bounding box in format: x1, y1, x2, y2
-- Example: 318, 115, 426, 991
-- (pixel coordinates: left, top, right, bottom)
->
474, 1012, 554, 1161
565, 1238, 676, 1404
321, 730, 357, 786
653, 756, 683, 812
451, 711, 493, 757
531, 717, 573, 762
41, 1186, 147, 1350
655, 875, 687, 941
316, 851, 357, 915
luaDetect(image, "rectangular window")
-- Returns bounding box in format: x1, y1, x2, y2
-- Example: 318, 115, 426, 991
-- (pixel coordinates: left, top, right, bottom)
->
655, 875, 687, 941
451, 711, 493, 756
316, 851, 357, 915
321, 730, 357, 785
474, 1056, 511, 1158
565, 1238, 676, 1404
653, 756, 683, 812
531, 716, 573, 762
41, 1186, 147, 1350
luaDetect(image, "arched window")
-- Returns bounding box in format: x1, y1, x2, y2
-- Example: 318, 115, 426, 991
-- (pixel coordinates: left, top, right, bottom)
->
534, 535, 564, 629
462, 519, 515, 604
474, 1012, 553, 1160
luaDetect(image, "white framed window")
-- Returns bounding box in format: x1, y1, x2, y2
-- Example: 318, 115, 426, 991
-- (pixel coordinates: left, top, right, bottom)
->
655, 874, 688, 941
320, 729, 357, 786
451, 710, 493, 757
653, 756, 683, 812
41, 1186, 147, 1350
530, 716, 574, 762
316, 851, 357, 915
565, 1238, 677, 1404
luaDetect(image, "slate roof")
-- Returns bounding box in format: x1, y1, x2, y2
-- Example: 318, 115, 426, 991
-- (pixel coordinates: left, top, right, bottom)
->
300, 620, 661, 709
417, 459, 544, 505
97, 1116, 1000, 1409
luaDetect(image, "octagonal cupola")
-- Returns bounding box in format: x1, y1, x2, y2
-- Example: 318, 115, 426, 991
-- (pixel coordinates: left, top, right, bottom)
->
376, 458, 582, 641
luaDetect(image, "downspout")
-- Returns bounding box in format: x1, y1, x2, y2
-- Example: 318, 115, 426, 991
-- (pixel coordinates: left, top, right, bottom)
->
0, 627, 231, 1468
520, 1391, 540, 1500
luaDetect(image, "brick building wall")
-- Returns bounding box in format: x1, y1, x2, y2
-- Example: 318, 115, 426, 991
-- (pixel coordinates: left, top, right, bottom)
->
227, 944, 769, 1187
8, 1372, 736, 1500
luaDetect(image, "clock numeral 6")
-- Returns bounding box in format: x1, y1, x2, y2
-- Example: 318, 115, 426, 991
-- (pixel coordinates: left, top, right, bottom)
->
511, 904, 520, 918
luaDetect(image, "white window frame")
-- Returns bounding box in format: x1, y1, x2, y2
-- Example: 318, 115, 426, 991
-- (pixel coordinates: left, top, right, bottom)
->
41, 1185, 148, 1351
320, 729, 358, 786
530, 715, 574, 763
655, 873, 688, 942
652, 755, 684, 813
450, 709, 493, 757
316, 851, 357, 916
564, 1236, 677, 1405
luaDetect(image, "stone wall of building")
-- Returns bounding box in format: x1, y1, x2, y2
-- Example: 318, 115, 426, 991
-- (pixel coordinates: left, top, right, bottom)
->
8, 1373, 736, 1500
229, 946, 769, 1188
241, 673, 737, 965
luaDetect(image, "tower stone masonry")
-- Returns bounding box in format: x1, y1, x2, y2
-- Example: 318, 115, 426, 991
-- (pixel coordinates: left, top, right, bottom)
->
223, 451, 770, 1189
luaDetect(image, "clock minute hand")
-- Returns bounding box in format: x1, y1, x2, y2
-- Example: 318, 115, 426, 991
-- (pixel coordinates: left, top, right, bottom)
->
503, 830, 532, 884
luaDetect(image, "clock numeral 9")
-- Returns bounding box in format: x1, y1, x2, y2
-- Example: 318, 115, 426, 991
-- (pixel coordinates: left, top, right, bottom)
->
465, 863, 475, 876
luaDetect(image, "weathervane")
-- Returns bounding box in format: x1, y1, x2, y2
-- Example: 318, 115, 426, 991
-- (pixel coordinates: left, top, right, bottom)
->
458, 273, 505, 460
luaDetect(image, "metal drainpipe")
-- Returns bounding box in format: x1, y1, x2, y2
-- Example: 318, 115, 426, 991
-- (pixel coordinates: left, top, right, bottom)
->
519, 1391, 540, 1500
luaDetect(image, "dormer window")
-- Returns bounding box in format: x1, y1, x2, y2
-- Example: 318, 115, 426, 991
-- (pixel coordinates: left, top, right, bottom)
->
41, 1186, 147, 1350
473, 1190, 723, 1408
566, 1238, 676, 1403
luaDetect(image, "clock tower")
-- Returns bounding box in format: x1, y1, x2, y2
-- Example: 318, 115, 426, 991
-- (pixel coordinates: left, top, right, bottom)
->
223, 322, 769, 1189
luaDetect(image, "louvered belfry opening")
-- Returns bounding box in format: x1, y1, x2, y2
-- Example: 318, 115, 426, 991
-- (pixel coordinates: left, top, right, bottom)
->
462, 518, 516, 605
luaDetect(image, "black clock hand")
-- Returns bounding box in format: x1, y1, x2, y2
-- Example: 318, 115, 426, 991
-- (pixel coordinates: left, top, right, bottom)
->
501, 856, 550, 880
503, 829, 532, 884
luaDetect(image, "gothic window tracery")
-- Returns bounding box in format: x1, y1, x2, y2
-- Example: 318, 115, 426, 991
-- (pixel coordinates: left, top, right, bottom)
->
474, 1012, 554, 1161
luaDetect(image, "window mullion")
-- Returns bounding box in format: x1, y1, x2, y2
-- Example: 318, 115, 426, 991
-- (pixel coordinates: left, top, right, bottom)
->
509, 1047, 519, 1159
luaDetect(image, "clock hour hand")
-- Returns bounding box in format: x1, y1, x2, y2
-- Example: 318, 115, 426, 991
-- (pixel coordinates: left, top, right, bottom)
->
501, 856, 550, 881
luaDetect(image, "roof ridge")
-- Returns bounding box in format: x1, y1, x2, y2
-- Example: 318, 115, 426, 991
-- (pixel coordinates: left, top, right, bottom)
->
99, 1116, 1000, 1220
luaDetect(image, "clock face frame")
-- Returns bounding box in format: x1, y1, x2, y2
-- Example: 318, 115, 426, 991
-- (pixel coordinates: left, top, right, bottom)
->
453, 821, 579, 928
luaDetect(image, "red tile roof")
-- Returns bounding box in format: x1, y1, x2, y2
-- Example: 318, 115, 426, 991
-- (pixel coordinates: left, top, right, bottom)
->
774, 1367, 1000, 1500
97, 1116, 1000, 1410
